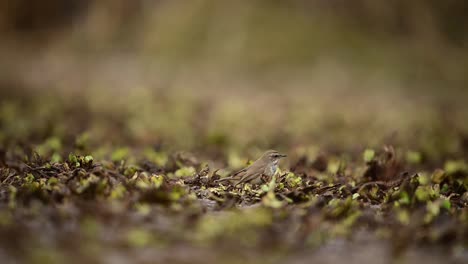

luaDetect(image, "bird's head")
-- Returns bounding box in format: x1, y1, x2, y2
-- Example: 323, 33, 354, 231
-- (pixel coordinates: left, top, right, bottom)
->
261, 150, 287, 164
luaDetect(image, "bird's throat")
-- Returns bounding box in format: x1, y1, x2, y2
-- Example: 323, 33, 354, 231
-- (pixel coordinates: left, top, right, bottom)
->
268, 163, 278, 176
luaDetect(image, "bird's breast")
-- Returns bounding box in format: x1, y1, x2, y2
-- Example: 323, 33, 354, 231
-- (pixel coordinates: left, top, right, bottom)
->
265, 164, 277, 176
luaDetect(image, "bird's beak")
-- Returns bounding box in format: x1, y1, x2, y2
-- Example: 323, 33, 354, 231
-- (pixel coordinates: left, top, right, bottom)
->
279, 154, 287, 158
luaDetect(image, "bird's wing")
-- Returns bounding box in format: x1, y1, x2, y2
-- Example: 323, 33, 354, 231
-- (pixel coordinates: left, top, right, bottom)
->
234, 169, 262, 186
214, 177, 233, 183
234, 161, 266, 186
214, 167, 247, 183
232, 167, 247, 177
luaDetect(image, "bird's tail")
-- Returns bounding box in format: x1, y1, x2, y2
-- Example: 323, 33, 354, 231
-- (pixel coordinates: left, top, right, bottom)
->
214, 177, 233, 183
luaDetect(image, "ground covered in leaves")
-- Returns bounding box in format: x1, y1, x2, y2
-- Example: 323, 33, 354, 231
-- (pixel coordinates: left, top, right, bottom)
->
1, 90, 468, 264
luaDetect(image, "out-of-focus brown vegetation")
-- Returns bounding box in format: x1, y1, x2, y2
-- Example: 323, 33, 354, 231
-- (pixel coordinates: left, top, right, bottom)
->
2, 0, 468, 43
0, 0, 467, 155
1, 0, 467, 94
0, 0, 89, 36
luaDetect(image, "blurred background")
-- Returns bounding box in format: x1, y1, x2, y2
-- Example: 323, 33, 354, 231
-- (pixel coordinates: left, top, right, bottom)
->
1, 0, 468, 157
2, 2, 468, 264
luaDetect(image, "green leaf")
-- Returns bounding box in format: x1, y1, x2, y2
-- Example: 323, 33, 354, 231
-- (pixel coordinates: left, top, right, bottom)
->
127, 228, 153, 247
397, 210, 410, 225
47, 177, 59, 186
441, 199, 451, 210
51, 153, 62, 163
124, 165, 139, 177
415, 186, 430, 202
398, 191, 411, 205
426, 201, 440, 216
285, 172, 302, 188
111, 148, 130, 162
75, 132, 90, 149
174, 166, 196, 177
149, 174, 164, 188
262, 175, 284, 208
84, 155, 94, 164
135, 203, 151, 216
46, 137, 62, 151
25, 173, 35, 183
327, 158, 341, 174
143, 149, 168, 166
444, 160, 467, 175
363, 149, 375, 162
68, 153, 79, 167
431, 169, 446, 184
417, 172, 429, 185
406, 151, 422, 164
110, 185, 127, 199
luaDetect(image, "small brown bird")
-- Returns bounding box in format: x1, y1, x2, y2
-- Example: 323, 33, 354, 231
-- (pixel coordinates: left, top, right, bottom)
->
216, 150, 287, 186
